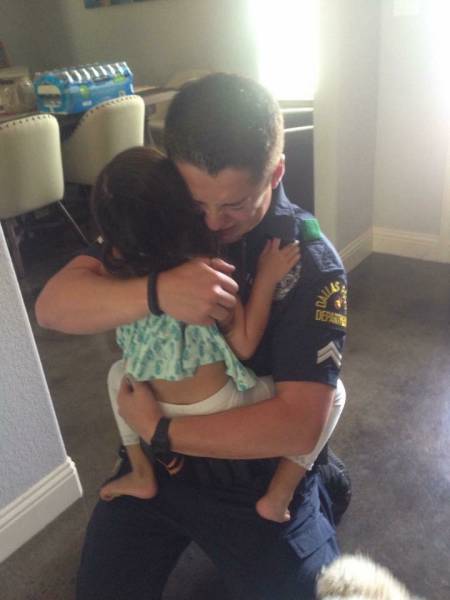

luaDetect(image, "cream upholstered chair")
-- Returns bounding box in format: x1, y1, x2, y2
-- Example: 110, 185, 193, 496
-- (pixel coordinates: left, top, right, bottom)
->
0, 114, 87, 277
62, 94, 145, 186
148, 69, 210, 147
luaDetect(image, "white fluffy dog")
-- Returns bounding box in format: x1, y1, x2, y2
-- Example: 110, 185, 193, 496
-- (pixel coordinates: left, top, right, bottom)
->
316, 554, 424, 600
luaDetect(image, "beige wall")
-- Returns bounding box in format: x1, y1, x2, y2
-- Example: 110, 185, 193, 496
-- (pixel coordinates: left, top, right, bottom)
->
316, 0, 450, 263
314, 0, 380, 249
373, 1, 449, 236
0, 0, 37, 69
10, 0, 258, 85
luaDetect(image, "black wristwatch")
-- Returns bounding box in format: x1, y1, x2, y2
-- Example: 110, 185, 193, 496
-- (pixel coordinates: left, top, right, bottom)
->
150, 417, 172, 455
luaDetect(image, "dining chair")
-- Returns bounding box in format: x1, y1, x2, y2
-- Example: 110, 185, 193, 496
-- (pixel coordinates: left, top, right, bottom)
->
0, 114, 87, 277
62, 94, 145, 186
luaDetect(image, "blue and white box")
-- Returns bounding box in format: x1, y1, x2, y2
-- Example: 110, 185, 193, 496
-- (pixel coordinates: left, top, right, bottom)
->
33, 62, 134, 114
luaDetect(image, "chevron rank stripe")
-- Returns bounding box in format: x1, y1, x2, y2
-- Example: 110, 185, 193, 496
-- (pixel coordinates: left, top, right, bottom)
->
317, 342, 342, 368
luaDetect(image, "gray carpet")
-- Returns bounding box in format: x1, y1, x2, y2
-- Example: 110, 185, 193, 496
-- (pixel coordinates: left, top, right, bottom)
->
1, 235, 449, 599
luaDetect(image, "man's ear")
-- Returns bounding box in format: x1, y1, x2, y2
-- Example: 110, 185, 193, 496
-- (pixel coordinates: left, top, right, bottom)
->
270, 155, 285, 189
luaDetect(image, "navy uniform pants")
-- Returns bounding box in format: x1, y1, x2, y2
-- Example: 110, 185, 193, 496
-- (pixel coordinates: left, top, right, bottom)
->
76, 454, 339, 600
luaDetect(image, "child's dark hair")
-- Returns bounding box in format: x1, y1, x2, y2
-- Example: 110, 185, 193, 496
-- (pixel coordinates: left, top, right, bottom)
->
91, 146, 217, 277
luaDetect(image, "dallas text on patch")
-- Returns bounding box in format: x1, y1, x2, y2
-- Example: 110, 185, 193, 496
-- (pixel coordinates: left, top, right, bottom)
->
314, 280, 347, 328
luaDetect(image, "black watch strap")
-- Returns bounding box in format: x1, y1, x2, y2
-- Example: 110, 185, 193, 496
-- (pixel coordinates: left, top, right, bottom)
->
147, 272, 163, 316
150, 417, 172, 455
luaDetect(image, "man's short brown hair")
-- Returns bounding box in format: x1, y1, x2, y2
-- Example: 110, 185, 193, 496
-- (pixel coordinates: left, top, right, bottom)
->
164, 73, 284, 183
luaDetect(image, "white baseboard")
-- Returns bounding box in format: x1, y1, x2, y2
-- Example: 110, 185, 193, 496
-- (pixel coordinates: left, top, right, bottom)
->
373, 227, 444, 262
0, 457, 83, 563
339, 228, 373, 272
339, 227, 449, 270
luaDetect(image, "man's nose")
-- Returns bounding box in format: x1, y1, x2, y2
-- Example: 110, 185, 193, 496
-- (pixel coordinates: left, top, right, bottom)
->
205, 210, 225, 231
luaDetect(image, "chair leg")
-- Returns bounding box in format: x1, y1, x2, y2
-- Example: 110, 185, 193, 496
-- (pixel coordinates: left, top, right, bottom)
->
2, 218, 25, 278
57, 201, 90, 246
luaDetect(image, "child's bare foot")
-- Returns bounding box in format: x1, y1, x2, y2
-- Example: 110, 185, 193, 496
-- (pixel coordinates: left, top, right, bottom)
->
100, 469, 158, 501
256, 495, 291, 523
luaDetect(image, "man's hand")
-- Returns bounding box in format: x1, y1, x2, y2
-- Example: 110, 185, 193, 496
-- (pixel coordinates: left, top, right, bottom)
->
158, 257, 238, 325
117, 377, 163, 443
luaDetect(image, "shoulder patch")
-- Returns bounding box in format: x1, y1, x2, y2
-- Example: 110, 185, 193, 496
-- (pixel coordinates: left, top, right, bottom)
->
308, 241, 344, 273
314, 278, 347, 330
299, 218, 321, 242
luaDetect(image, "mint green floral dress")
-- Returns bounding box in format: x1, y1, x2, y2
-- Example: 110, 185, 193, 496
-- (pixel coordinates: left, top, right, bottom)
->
116, 314, 257, 391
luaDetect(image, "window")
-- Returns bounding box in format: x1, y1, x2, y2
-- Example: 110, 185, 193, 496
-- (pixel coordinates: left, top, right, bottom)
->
248, 0, 319, 101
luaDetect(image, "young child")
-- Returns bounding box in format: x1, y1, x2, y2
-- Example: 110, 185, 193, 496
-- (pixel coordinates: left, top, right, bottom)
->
91, 146, 345, 523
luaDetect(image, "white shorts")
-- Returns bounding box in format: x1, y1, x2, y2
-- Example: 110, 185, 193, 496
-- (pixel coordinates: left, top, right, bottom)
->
107, 359, 345, 470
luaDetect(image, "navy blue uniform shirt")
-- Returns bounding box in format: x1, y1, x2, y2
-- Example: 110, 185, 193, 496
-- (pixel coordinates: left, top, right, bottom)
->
85, 183, 347, 388
227, 183, 347, 388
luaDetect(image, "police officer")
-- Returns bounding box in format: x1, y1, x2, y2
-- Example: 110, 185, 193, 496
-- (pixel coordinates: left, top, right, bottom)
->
36, 73, 350, 600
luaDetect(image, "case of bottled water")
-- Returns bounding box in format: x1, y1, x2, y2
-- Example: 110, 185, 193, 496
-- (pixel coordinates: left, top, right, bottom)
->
33, 62, 134, 114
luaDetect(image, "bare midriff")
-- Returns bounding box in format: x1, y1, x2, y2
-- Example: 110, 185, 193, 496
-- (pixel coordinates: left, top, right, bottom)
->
150, 361, 229, 405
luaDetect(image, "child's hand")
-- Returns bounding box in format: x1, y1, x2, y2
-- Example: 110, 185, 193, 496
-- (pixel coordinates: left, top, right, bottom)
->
257, 238, 300, 285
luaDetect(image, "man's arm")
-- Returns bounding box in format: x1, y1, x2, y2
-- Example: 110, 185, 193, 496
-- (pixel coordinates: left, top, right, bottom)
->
35, 255, 238, 334
35, 255, 149, 334
117, 377, 334, 458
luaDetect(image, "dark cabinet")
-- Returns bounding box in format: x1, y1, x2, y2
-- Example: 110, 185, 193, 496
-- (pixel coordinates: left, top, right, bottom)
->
282, 108, 314, 214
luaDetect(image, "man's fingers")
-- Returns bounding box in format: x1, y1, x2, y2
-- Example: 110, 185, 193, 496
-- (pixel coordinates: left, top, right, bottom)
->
158, 257, 238, 326
214, 270, 239, 296
208, 304, 233, 322
120, 376, 133, 394
213, 281, 238, 308
210, 257, 236, 275
207, 258, 239, 296
120, 375, 150, 396
130, 379, 149, 392
195, 316, 215, 326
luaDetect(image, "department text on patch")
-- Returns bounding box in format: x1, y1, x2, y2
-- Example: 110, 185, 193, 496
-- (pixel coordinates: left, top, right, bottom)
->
315, 309, 347, 327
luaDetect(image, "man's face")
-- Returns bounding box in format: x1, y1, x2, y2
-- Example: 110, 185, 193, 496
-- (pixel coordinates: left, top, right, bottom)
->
177, 162, 282, 244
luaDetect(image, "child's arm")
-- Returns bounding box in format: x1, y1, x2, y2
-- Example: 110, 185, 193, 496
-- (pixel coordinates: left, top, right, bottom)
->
220, 239, 300, 359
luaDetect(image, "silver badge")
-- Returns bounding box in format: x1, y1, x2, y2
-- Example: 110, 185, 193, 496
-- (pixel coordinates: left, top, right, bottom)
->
274, 262, 302, 301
